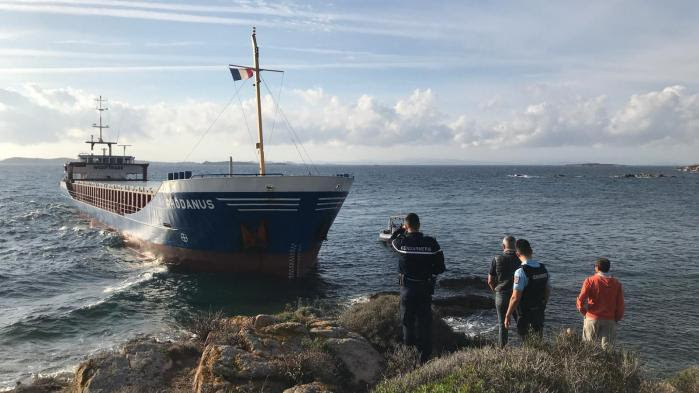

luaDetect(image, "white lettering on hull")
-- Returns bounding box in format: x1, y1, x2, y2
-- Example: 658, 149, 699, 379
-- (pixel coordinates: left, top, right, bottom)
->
165, 197, 215, 210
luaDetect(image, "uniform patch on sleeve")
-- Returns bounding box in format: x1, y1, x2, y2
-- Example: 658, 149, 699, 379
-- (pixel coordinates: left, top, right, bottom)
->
513, 275, 520, 284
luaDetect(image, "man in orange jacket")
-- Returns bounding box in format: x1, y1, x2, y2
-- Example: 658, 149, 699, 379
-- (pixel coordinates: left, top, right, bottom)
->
576, 258, 624, 348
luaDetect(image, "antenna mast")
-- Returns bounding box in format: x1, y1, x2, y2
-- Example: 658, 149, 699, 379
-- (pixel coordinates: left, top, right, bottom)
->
118, 144, 131, 158
93, 96, 109, 142
251, 27, 266, 176
92, 96, 112, 155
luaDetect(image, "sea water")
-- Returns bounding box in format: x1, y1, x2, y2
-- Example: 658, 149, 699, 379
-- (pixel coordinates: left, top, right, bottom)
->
0, 163, 697, 388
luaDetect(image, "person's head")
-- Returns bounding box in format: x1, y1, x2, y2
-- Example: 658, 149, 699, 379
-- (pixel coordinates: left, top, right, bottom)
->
404, 213, 420, 232
515, 239, 533, 260
502, 235, 516, 250
595, 257, 611, 273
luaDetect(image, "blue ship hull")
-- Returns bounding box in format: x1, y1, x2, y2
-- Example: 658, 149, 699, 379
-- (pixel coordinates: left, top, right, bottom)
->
60, 175, 352, 277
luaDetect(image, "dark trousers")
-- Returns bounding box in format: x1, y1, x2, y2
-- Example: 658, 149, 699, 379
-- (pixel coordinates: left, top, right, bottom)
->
495, 290, 512, 348
400, 283, 432, 362
516, 307, 545, 340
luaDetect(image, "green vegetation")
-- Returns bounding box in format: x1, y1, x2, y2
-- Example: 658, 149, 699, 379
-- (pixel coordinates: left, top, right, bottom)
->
338, 294, 481, 355
665, 367, 699, 393
374, 331, 698, 393
15, 295, 696, 393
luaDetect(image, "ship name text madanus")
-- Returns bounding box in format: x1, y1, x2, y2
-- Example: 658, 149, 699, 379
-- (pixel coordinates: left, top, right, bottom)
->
60, 28, 353, 278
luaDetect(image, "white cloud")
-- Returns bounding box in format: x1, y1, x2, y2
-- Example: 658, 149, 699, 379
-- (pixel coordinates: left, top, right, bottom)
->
608, 86, 699, 144
1, 84, 698, 162
452, 87, 699, 149
0, 0, 444, 39
283, 88, 452, 145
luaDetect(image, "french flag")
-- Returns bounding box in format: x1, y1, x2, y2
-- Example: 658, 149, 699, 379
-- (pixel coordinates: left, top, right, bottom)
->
229, 66, 254, 81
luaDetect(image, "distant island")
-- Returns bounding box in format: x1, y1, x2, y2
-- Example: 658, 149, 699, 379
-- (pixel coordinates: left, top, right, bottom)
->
201, 160, 291, 165
0, 157, 73, 165
0, 157, 293, 166
565, 163, 625, 167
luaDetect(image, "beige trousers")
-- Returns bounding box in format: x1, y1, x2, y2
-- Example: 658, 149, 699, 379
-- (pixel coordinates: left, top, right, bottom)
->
583, 318, 617, 349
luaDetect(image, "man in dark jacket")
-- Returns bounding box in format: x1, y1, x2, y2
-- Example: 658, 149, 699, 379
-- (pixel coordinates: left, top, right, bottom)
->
488, 235, 519, 347
391, 213, 445, 362
504, 239, 551, 340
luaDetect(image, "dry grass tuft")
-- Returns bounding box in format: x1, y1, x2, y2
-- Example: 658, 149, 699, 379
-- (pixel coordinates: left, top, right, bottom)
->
383, 344, 421, 379
338, 293, 482, 355
375, 331, 647, 393
181, 309, 224, 342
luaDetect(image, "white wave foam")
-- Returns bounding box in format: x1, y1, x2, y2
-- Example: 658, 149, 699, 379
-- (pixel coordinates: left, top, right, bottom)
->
58, 226, 68, 231
444, 313, 497, 337
346, 294, 370, 305
35, 367, 75, 382
103, 266, 167, 294
17, 210, 44, 220
82, 297, 109, 310
507, 174, 540, 179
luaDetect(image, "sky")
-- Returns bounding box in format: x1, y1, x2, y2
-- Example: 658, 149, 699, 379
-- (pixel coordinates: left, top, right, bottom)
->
0, 0, 698, 165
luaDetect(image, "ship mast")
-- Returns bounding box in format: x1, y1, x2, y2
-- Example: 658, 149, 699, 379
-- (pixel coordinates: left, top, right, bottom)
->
93, 96, 110, 153
251, 27, 266, 176
87, 95, 116, 156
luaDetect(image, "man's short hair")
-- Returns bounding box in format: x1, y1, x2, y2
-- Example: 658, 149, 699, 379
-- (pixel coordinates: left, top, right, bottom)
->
595, 258, 611, 273
503, 235, 516, 249
515, 239, 532, 256
405, 213, 420, 229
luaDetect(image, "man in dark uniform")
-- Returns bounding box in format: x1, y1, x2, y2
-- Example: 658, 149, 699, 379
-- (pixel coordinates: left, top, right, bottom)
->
504, 239, 551, 340
487, 235, 519, 347
391, 213, 445, 362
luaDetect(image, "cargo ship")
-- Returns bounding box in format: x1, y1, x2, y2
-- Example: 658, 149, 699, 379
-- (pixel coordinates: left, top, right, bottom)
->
60, 28, 353, 278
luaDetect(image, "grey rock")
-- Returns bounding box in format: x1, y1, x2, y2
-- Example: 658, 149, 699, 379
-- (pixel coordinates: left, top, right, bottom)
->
194, 344, 286, 393
261, 322, 308, 337
72, 337, 200, 393
326, 336, 383, 385
432, 294, 495, 317
210, 345, 285, 380
283, 381, 335, 393
253, 314, 280, 330
12, 375, 70, 393
309, 326, 348, 338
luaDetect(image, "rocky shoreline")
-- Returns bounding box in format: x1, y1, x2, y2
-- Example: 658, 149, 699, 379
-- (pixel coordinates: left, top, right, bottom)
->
8, 277, 493, 393
8, 276, 697, 393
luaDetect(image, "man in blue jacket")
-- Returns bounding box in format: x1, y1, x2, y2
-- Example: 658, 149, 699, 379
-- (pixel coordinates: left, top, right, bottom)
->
504, 239, 551, 340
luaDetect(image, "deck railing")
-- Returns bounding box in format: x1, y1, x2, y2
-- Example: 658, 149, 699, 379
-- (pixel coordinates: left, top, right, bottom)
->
67, 182, 156, 215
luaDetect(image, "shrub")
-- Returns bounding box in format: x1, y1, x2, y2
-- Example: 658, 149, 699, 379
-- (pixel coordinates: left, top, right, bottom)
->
276, 298, 334, 325
339, 294, 401, 353
181, 309, 223, 341
374, 330, 645, 393
667, 366, 699, 393
277, 348, 345, 387
384, 344, 421, 379
338, 293, 479, 355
